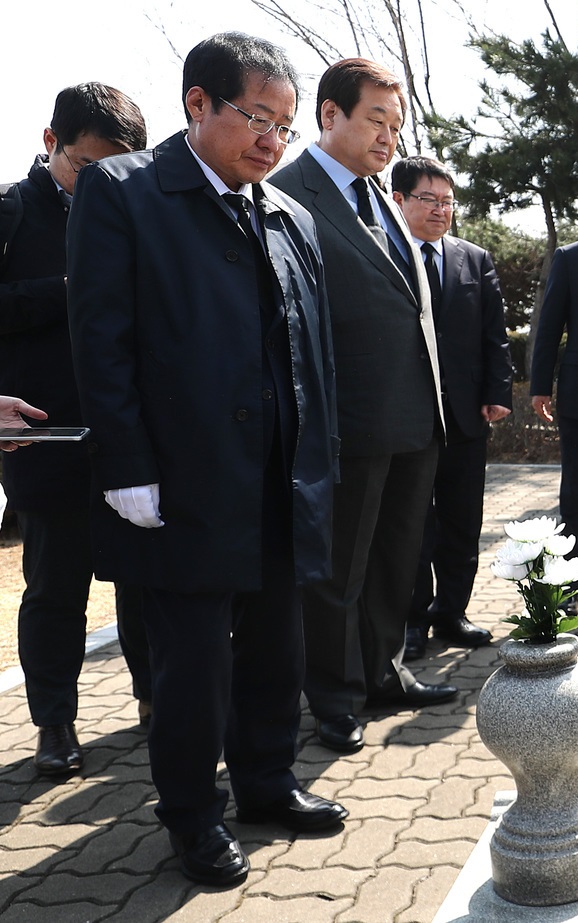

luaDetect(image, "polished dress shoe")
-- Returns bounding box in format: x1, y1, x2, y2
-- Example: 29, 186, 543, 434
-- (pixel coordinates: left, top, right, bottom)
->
34, 723, 84, 776
403, 625, 429, 661
169, 823, 249, 886
432, 616, 492, 648
236, 788, 348, 831
316, 714, 364, 753
366, 680, 458, 710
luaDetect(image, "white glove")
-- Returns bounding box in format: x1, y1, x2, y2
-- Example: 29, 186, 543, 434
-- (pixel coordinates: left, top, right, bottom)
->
104, 483, 164, 528
0, 482, 6, 530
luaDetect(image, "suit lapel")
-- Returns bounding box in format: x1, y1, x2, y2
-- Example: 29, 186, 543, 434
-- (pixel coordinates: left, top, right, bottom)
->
440, 236, 465, 315
298, 152, 418, 304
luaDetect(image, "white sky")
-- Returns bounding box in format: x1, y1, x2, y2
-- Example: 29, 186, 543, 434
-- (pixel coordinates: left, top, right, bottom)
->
2, 0, 575, 233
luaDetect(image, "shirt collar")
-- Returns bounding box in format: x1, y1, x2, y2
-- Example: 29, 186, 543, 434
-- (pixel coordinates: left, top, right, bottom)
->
307, 142, 360, 194
413, 235, 443, 256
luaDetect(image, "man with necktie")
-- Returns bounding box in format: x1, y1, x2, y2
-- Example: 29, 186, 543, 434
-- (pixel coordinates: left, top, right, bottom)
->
392, 156, 512, 660
0, 83, 152, 776
67, 32, 346, 887
272, 59, 458, 755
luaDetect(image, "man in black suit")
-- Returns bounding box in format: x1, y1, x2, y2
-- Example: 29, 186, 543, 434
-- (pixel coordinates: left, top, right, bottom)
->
0, 84, 152, 776
67, 33, 346, 887
531, 241, 578, 549
391, 157, 512, 660
272, 59, 458, 756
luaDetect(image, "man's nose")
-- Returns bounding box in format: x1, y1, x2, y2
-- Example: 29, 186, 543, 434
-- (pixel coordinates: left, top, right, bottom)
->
257, 127, 282, 152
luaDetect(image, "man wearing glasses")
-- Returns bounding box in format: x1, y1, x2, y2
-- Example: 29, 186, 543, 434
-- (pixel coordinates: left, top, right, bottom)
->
392, 156, 512, 660
0, 83, 152, 776
67, 32, 346, 887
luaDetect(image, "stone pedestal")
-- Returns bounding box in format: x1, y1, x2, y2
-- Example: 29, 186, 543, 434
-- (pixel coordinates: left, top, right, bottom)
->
476, 634, 578, 905
433, 794, 578, 923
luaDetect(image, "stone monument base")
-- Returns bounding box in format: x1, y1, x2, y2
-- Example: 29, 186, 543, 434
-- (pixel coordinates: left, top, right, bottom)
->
432, 792, 578, 923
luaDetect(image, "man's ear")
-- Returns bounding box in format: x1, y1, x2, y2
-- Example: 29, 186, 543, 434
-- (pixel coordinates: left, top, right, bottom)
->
185, 86, 209, 124
392, 190, 404, 208
43, 127, 58, 155
320, 99, 338, 131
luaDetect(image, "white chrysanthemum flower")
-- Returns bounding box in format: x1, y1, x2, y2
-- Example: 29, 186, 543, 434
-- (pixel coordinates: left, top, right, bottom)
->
491, 560, 532, 581
544, 533, 576, 556
495, 538, 543, 566
536, 555, 578, 586
504, 516, 564, 544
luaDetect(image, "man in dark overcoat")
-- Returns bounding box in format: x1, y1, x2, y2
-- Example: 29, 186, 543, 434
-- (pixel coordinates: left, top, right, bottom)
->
67, 32, 346, 887
532, 240, 578, 556
0, 83, 151, 776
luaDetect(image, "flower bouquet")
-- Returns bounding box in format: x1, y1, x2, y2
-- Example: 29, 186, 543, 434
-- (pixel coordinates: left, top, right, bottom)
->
491, 516, 578, 643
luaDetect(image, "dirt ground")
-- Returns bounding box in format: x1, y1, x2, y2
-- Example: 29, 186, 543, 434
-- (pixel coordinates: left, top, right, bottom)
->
0, 526, 116, 673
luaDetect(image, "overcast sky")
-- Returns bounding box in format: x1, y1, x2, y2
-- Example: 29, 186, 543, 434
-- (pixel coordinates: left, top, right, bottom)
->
2, 0, 575, 233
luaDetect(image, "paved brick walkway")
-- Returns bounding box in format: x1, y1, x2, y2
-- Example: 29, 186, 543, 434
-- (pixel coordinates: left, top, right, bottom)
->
0, 464, 561, 922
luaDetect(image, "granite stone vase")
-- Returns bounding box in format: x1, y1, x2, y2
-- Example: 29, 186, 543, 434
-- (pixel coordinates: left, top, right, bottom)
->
476, 632, 578, 906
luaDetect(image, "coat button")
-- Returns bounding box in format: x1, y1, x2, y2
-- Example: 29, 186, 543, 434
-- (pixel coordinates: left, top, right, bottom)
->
235, 409, 249, 421
262, 389, 273, 400
225, 250, 239, 262
266, 337, 275, 350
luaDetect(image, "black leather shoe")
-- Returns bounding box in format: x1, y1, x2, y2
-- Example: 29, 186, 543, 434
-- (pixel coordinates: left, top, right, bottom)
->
169, 824, 249, 886
403, 625, 429, 661
316, 715, 364, 753
34, 724, 84, 776
367, 680, 458, 710
432, 616, 492, 648
236, 788, 348, 831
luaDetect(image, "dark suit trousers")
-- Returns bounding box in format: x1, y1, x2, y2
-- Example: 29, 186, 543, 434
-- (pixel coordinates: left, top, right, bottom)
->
303, 440, 439, 718
141, 455, 303, 837
17, 509, 151, 725
409, 424, 487, 627
558, 415, 578, 544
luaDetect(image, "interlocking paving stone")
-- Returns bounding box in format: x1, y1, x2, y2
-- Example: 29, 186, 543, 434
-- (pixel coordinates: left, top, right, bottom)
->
0, 465, 560, 921
416, 777, 486, 818
217, 896, 354, 923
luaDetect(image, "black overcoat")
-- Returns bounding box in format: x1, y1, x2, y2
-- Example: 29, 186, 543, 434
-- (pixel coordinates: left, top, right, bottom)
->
67, 132, 338, 593
531, 241, 578, 419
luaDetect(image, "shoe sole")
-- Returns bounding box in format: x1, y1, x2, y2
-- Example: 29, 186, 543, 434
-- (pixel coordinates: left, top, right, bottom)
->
317, 735, 364, 754
34, 761, 84, 776
236, 809, 348, 831
177, 857, 249, 887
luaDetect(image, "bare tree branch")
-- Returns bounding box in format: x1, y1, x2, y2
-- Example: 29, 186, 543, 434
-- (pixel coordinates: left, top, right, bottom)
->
541, 0, 568, 50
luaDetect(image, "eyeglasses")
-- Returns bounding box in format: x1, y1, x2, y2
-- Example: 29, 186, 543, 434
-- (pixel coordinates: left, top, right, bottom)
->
219, 97, 300, 145
59, 144, 81, 174
406, 192, 457, 211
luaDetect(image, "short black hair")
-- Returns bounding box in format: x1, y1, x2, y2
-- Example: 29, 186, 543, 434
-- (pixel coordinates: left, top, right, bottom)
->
316, 58, 406, 130
51, 83, 147, 151
182, 31, 300, 120
391, 156, 455, 195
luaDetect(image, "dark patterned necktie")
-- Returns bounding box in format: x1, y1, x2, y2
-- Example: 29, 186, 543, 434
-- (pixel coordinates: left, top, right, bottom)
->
421, 242, 442, 320
351, 178, 415, 293
351, 177, 380, 227
223, 193, 274, 318
223, 193, 261, 246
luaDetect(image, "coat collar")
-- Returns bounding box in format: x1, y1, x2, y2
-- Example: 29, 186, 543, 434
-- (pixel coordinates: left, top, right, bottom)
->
153, 131, 297, 219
